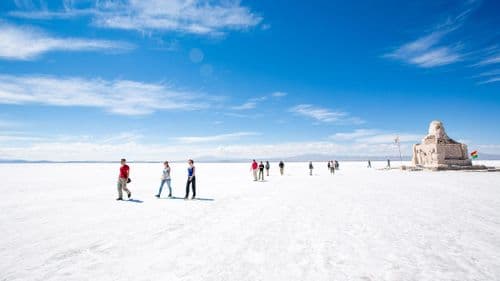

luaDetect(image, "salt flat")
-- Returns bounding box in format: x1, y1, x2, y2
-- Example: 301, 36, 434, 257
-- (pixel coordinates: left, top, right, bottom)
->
1, 161, 500, 281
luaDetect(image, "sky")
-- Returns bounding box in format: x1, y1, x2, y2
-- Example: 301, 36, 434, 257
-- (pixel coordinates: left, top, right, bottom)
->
0, 0, 499, 161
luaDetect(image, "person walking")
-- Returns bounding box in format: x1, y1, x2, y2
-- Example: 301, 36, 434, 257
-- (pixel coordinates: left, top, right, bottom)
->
155, 161, 172, 198
367, 160, 372, 168
116, 158, 131, 200
251, 160, 258, 181
258, 161, 265, 181
265, 161, 270, 176
335, 160, 339, 170
327, 161, 331, 172
387, 159, 391, 168
279, 161, 285, 176
184, 159, 196, 200
330, 160, 335, 175
309, 161, 314, 176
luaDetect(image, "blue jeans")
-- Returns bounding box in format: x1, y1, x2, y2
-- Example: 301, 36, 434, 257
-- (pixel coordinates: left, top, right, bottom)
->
157, 179, 172, 196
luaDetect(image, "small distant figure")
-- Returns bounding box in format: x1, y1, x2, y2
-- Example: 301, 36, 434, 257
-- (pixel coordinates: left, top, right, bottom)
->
335, 160, 339, 170
309, 161, 314, 176
265, 161, 270, 176
184, 159, 196, 200
116, 158, 131, 201
279, 161, 285, 176
258, 161, 265, 181
155, 161, 172, 198
329, 160, 335, 175
387, 159, 391, 168
327, 161, 331, 171
367, 160, 372, 168
251, 160, 258, 181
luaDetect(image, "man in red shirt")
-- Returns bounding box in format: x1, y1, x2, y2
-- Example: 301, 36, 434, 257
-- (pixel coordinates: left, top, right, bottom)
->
250, 160, 258, 181
117, 158, 131, 200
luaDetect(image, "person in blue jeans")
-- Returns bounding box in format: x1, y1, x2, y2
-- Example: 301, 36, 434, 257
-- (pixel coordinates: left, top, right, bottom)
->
185, 159, 196, 200
155, 161, 172, 198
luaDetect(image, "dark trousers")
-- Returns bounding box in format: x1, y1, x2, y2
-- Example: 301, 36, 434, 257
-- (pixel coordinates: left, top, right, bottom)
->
185, 176, 196, 198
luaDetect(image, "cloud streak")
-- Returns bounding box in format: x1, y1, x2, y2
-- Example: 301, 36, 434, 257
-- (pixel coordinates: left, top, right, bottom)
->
330, 129, 421, 144
290, 104, 364, 125
231, 102, 257, 110
384, 31, 462, 68
174, 132, 260, 144
0, 74, 208, 115
10, 0, 263, 36
0, 22, 131, 60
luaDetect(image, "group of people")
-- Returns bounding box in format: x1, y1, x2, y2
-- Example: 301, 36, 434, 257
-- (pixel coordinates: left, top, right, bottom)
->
116, 158, 197, 201
117, 158, 347, 201
250, 160, 341, 179
250, 160, 286, 181
250, 159, 285, 181
327, 160, 339, 174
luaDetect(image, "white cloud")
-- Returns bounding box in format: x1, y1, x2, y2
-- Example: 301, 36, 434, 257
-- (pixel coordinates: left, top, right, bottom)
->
475, 144, 500, 155
11, 0, 263, 36
290, 104, 364, 124
0, 22, 131, 60
0, 138, 420, 161
0, 74, 209, 115
271, 91, 287, 98
357, 133, 421, 144
385, 31, 462, 68
477, 76, 500, 85
330, 129, 421, 144
174, 132, 260, 144
476, 54, 500, 66
231, 102, 256, 110
330, 129, 379, 141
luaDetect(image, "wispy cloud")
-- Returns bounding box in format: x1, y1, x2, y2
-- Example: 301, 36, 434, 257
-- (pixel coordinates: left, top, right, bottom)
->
330, 129, 421, 144
290, 104, 364, 125
477, 77, 500, 85
0, 74, 209, 115
0, 22, 132, 60
384, 30, 462, 68
383, 1, 483, 69
174, 132, 260, 144
271, 91, 287, 98
475, 52, 500, 66
231, 102, 257, 110
10, 0, 263, 36
330, 129, 379, 141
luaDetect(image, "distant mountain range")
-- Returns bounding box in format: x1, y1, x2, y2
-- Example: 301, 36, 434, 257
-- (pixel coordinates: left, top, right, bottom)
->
2, 153, 500, 163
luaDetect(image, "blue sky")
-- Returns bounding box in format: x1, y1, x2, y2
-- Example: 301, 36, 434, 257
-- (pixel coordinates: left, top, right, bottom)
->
0, 0, 499, 161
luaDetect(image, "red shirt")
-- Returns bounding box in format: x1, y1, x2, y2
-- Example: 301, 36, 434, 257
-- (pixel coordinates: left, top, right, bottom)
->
119, 165, 130, 178
252, 162, 258, 170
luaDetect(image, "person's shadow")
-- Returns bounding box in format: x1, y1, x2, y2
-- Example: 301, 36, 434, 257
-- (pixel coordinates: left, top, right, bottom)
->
126, 199, 144, 203
158, 196, 215, 201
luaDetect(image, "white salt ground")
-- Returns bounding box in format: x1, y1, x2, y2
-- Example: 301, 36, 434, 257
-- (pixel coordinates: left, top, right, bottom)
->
1, 161, 499, 281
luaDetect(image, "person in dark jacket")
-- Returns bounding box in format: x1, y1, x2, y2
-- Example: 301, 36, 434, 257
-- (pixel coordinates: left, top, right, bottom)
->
278, 161, 285, 175
309, 161, 314, 176
265, 161, 270, 176
258, 161, 265, 181
184, 159, 196, 200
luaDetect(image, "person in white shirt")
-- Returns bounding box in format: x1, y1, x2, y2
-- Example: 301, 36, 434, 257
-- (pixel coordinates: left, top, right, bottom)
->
155, 161, 172, 198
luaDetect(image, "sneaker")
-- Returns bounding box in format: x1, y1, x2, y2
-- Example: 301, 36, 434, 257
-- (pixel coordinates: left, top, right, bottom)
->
155, 194, 160, 198
168, 194, 172, 198
116, 197, 123, 201
191, 197, 196, 200
128, 192, 132, 199
184, 196, 188, 200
